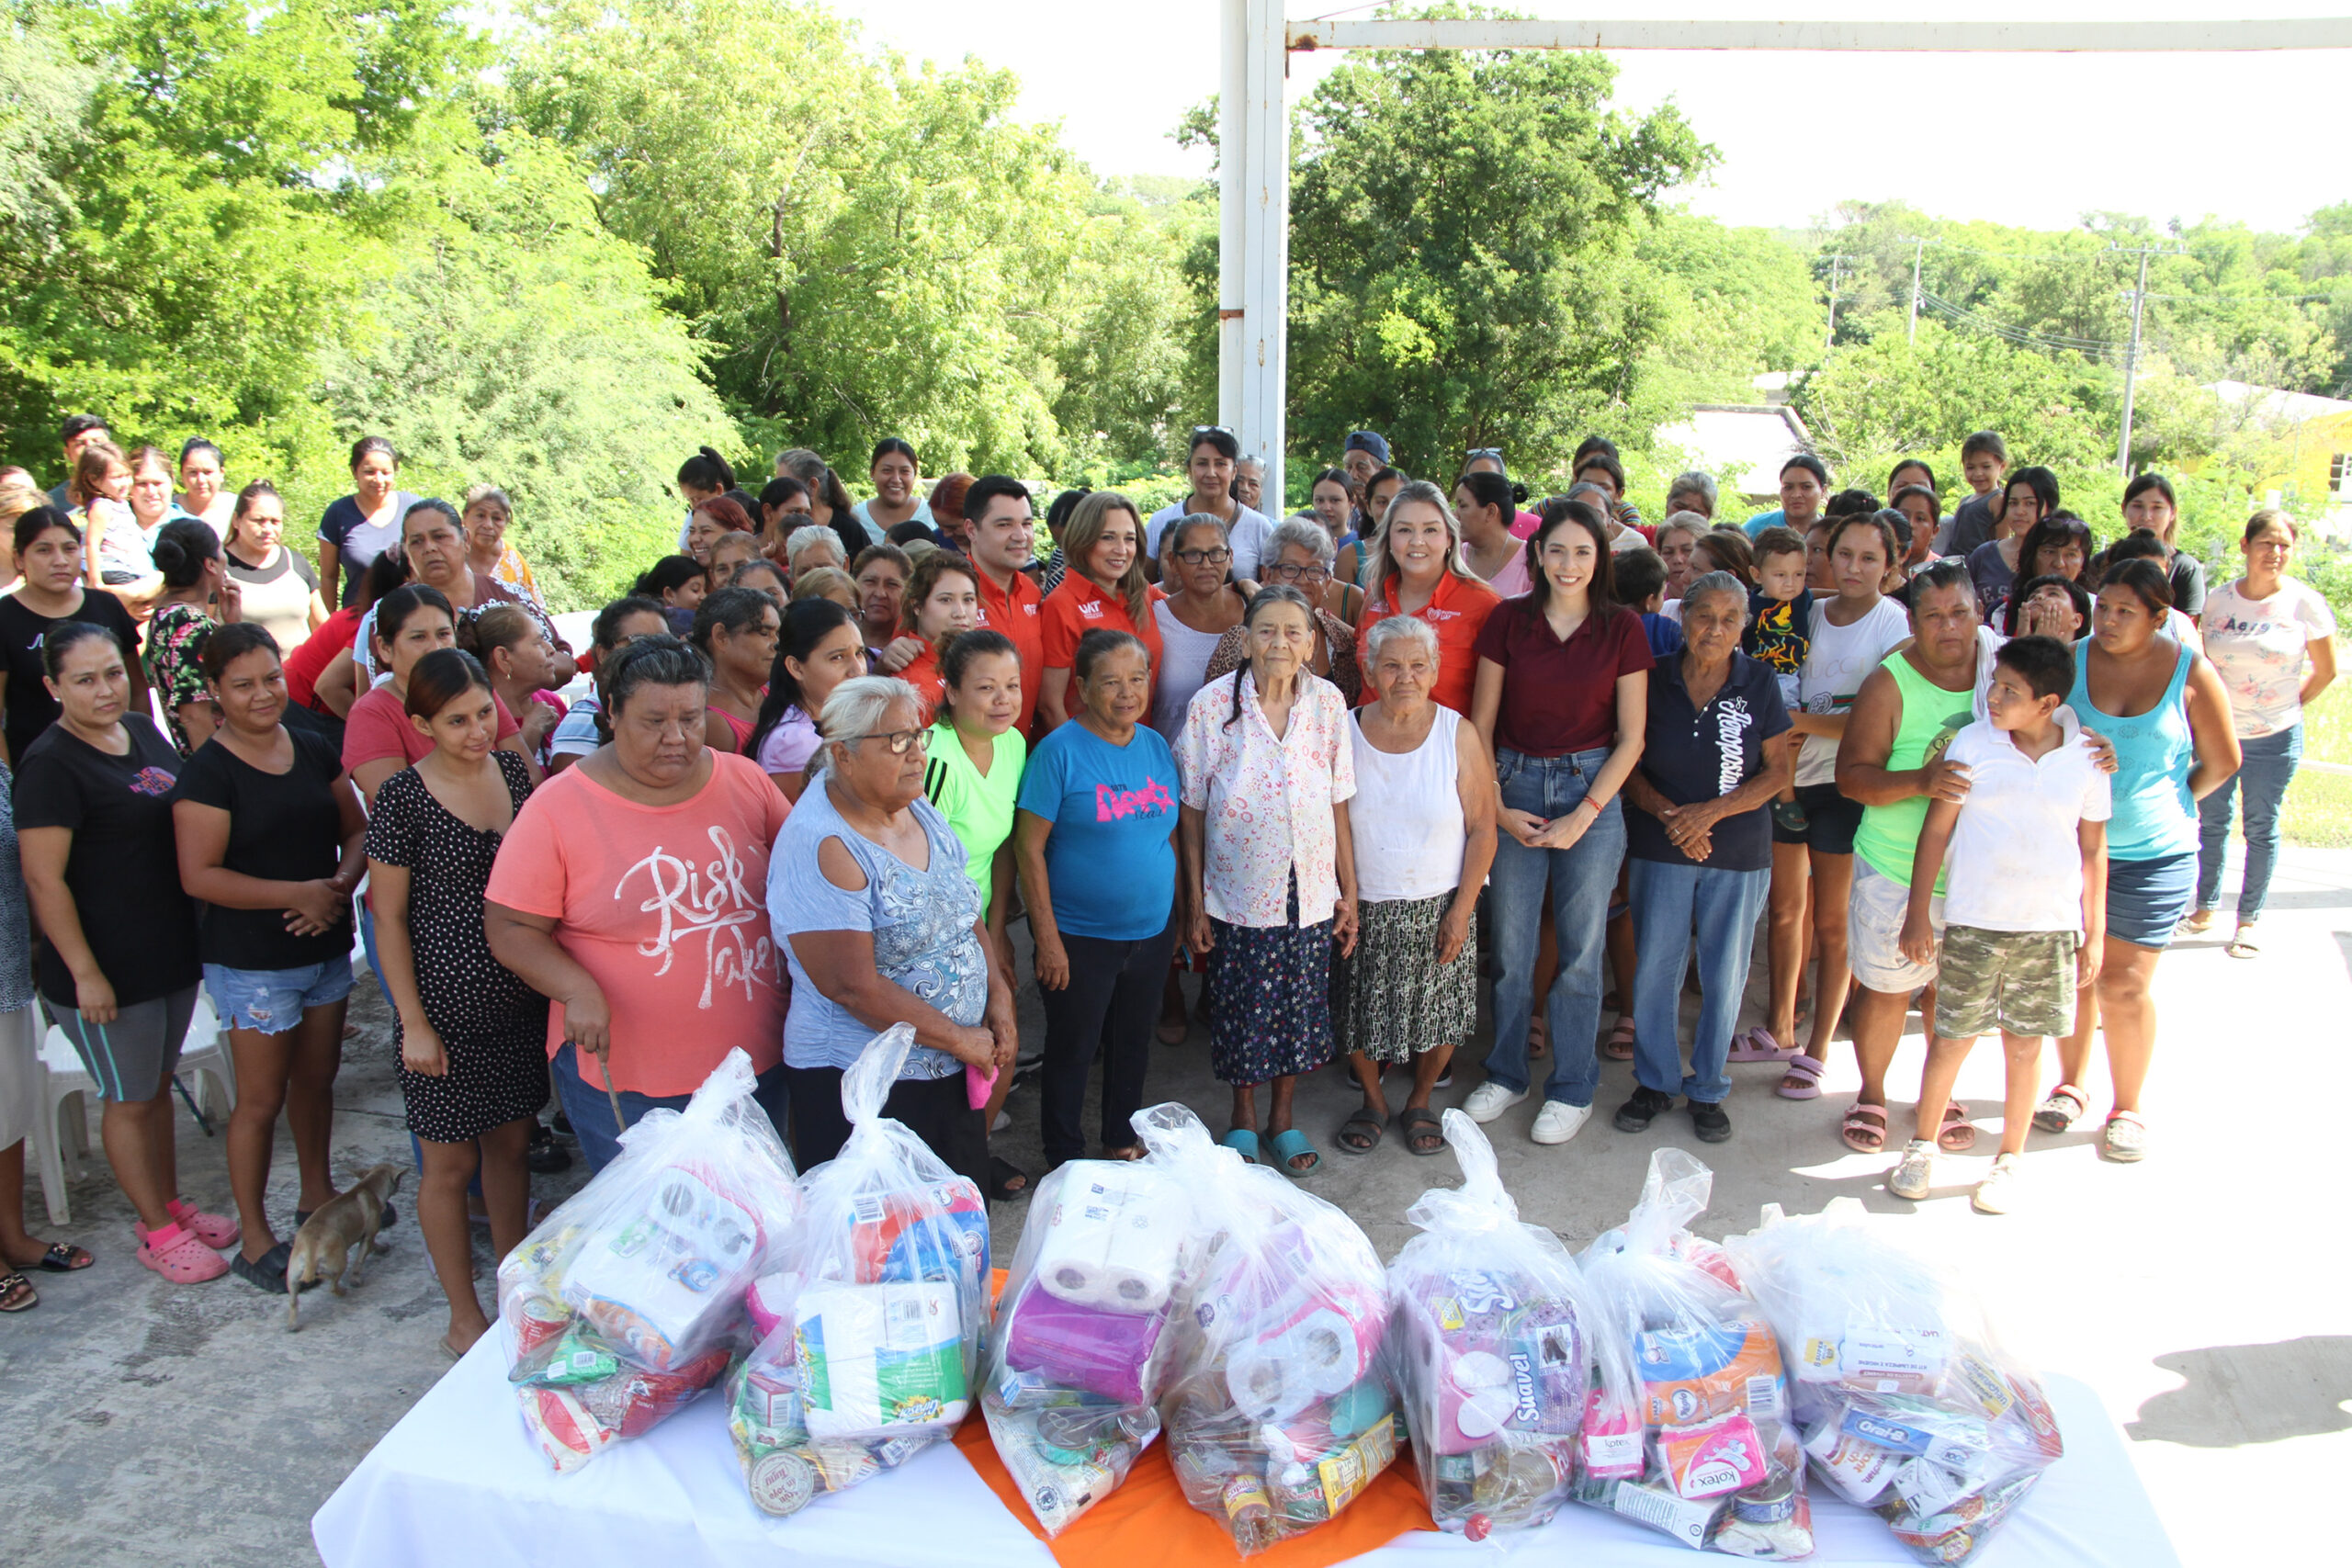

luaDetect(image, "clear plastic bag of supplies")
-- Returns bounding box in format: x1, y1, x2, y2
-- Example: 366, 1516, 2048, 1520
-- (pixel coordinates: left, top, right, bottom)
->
1385, 1110, 1599, 1540
1725, 1199, 2062, 1565
1574, 1149, 1814, 1559
497, 1047, 801, 1472
722, 1025, 990, 1517
1138, 1103, 1399, 1557
982, 1155, 1195, 1534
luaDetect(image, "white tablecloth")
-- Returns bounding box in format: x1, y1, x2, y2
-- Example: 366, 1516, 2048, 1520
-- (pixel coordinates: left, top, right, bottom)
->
313, 1336, 2178, 1568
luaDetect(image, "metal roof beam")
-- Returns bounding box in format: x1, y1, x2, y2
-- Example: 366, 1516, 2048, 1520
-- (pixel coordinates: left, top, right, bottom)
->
1287, 17, 2352, 54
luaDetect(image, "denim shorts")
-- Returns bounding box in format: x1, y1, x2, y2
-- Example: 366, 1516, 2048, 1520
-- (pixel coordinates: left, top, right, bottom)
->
203, 960, 356, 1036
2105, 852, 2195, 951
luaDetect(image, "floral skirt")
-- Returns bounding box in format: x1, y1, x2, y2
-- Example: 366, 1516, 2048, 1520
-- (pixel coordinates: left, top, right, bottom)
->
1340, 893, 1478, 1064
1206, 877, 1334, 1086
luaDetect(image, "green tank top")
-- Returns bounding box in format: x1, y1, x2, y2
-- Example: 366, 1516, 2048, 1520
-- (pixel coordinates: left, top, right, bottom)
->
1852, 649, 1983, 892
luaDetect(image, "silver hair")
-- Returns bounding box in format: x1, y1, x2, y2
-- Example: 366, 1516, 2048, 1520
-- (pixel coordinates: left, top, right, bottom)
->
1363, 613, 1439, 670
1667, 470, 1718, 511
1679, 570, 1748, 619
814, 676, 924, 774
1235, 457, 1267, 476
460, 483, 511, 516
1163, 512, 1228, 558
1566, 481, 1611, 509
1266, 514, 1336, 570
786, 524, 843, 564
1657, 510, 1711, 545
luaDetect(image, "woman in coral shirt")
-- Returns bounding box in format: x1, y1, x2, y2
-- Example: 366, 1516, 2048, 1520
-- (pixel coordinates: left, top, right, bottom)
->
1354, 482, 1502, 715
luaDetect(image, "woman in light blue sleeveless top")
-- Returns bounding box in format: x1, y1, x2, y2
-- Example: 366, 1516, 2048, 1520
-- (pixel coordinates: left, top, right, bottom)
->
2050, 559, 2238, 1166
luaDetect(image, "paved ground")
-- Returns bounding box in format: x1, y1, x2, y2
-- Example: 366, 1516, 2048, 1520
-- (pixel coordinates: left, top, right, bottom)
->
4, 840, 2343, 1567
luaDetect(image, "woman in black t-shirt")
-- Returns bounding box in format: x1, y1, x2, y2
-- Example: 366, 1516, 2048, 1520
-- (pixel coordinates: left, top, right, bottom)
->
14, 623, 220, 1284
169, 625, 368, 1293
0, 507, 147, 768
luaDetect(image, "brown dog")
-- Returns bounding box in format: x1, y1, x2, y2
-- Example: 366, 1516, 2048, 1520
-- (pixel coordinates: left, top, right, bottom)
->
286, 1163, 404, 1331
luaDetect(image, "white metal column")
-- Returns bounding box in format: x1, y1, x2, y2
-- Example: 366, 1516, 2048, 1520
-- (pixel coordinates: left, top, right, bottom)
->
1215, 0, 1246, 434
1232, 0, 1291, 510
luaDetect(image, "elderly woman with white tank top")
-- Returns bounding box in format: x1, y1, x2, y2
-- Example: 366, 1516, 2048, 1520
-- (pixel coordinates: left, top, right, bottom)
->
1333, 616, 1497, 1158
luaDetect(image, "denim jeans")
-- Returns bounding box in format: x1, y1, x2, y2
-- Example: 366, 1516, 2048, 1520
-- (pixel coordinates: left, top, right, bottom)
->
2196, 722, 2301, 923
552, 1042, 790, 1172
1483, 746, 1626, 1107
1628, 858, 1770, 1106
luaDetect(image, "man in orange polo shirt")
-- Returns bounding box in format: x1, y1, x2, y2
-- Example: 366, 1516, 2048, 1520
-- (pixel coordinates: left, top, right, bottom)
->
964, 474, 1045, 734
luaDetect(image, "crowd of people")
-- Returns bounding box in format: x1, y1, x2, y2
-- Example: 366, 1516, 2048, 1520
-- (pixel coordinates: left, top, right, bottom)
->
0, 414, 2331, 1347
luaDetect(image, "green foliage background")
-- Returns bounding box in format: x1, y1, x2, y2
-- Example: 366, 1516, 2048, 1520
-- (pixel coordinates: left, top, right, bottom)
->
4, 0, 2348, 611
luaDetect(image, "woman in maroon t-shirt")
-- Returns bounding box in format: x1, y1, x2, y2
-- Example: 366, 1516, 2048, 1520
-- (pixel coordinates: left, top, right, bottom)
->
1463, 500, 1653, 1147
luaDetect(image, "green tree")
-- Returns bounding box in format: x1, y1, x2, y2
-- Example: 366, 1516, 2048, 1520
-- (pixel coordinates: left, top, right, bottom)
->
315, 136, 735, 609
1279, 13, 1712, 486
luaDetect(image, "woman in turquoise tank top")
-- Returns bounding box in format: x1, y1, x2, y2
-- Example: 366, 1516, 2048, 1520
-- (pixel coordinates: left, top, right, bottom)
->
2049, 559, 2237, 1164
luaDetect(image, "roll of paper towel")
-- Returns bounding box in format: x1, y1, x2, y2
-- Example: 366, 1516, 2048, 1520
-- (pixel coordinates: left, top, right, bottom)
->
1034, 1164, 1185, 1314
795, 1280, 969, 1438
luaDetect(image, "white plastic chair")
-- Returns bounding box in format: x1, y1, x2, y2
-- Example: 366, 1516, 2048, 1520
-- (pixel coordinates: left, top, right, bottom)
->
29, 995, 233, 1225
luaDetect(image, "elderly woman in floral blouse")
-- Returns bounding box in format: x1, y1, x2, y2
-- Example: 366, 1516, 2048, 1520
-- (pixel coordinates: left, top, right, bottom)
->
1176, 585, 1359, 1177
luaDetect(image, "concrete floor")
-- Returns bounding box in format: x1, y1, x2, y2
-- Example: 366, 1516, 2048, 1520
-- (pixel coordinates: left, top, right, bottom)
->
3, 841, 2344, 1567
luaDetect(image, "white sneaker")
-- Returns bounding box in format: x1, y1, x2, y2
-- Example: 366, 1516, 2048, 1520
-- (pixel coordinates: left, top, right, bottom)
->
1972, 1153, 2022, 1214
1461, 1082, 1528, 1123
1889, 1138, 1935, 1201
1530, 1100, 1593, 1145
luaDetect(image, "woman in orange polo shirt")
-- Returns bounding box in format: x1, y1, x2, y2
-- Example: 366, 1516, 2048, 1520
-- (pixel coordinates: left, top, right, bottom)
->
1354, 481, 1502, 715
1039, 491, 1163, 728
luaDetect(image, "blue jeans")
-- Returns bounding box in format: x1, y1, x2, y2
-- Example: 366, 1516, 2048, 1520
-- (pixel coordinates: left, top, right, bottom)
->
551, 1043, 790, 1172
1484, 746, 1627, 1107
1628, 858, 1770, 1106
2196, 723, 2301, 924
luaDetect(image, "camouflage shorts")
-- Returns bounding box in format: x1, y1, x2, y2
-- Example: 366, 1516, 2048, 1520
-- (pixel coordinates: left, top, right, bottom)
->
1933, 925, 2077, 1040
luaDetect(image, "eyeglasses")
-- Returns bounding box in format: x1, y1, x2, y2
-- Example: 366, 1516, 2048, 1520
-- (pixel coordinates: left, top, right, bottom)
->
847, 728, 933, 755
1263, 560, 1329, 583
1172, 547, 1232, 566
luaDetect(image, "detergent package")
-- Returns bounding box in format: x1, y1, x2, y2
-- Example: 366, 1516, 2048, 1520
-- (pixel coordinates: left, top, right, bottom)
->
723, 1026, 990, 1517
1575, 1150, 1813, 1559
497, 1048, 801, 1472
1139, 1104, 1398, 1558
1726, 1201, 2063, 1565
1385, 1111, 1597, 1539
983, 1158, 1193, 1534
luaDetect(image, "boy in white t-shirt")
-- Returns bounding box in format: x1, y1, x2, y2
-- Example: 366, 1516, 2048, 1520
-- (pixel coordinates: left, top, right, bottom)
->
1892, 636, 2109, 1214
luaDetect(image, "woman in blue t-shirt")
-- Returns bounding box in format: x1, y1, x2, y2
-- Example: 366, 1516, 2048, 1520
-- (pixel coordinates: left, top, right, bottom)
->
316, 436, 419, 610
1015, 628, 1181, 1168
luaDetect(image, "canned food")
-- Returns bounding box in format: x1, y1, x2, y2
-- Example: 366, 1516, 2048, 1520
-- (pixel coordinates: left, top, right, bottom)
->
1731, 1472, 1795, 1524
749, 1449, 817, 1516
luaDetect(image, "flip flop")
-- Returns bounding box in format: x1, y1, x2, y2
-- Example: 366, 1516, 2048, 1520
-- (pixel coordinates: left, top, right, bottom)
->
1397, 1106, 1446, 1156
1841, 1101, 1889, 1154
1220, 1127, 1262, 1165
2033, 1083, 2087, 1134
1776, 1054, 1827, 1100
1603, 1017, 1635, 1062
1265, 1128, 1321, 1178
1334, 1109, 1386, 1155
1936, 1101, 1977, 1153
1727, 1027, 1798, 1064
988, 1155, 1032, 1201
2225, 931, 2260, 959
30, 1241, 93, 1273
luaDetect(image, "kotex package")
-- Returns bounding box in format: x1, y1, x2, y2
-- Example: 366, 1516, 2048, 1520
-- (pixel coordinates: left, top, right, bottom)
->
1574, 1150, 1813, 1559
984, 1159, 1193, 1535
1137, 1104, 1399, 1558
497, 1047, 801, 1472
1385, 1111, 1597, 1539
723, 1025, 990, 1517
1726, 1200, 2063, 1565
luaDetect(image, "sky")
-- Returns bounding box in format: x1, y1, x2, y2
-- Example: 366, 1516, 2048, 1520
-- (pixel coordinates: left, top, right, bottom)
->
837, 0, 2352, 235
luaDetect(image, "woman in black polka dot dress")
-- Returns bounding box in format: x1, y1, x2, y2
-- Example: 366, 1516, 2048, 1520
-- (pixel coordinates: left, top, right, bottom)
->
365, 649, 550, 1356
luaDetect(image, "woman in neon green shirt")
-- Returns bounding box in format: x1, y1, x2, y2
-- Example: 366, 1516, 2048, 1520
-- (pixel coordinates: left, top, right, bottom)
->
922, 628, 1030, 1198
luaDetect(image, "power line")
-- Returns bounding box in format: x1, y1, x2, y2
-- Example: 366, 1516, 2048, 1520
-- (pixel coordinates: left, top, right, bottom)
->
1915, 288, 2125, 356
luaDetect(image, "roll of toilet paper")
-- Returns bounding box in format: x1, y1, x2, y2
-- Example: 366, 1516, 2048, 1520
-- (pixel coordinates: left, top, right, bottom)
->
1034, 1165, 1184, 1314
796, 1280, 969, 1438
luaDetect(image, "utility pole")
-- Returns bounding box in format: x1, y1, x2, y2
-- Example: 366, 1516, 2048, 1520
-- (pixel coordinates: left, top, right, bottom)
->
1824, 254, 1849, 355
2115, 243, 2155, 474
1907, 237, 1924, 344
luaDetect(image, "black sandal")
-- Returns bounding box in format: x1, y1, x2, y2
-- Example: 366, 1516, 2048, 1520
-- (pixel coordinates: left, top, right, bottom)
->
1398, 1106, 1446, 1156
1335, 1109, 1386, 1155
33, 1241, 92, 1273
232, 1242, 317, 1295
988, 1155, 1032, 1201
0, 1270, 34, 1312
